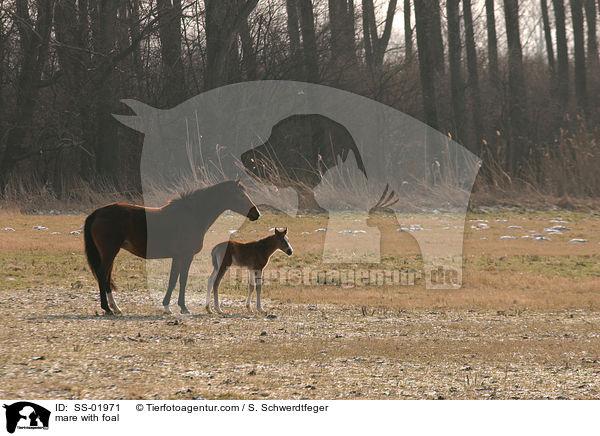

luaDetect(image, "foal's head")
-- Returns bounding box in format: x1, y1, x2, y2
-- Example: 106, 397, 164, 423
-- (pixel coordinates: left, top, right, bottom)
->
225, 180, 261, 221
274, 227, 293, 256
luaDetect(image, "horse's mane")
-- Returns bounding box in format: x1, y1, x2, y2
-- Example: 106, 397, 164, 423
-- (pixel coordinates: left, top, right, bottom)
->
166, 180, 246, 208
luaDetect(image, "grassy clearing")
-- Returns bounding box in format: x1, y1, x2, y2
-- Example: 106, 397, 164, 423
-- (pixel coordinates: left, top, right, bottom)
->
1, 210, 600, 399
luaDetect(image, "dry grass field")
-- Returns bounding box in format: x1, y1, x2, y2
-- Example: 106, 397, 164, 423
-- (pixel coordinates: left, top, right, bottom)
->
1, 208, 600, 399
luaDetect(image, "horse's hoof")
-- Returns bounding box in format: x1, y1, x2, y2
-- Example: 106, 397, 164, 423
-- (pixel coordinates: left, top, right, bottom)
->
180, 307, 190, 315
103, 310, 114, 317
205, 306, 212, 314
163, 305, 171, 314
113, 309, 122, 316
246, 306, 253, 314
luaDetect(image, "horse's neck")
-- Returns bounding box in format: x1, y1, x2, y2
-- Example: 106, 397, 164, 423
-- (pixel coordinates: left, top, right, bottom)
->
258, 236, 278, 259
199, 200, 230, 232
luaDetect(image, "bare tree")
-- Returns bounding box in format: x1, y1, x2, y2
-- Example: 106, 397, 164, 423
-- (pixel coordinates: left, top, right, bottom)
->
0, 0, 53, 189
298, 0, 319, 83
464, 0, 483, 154
362, 0, 397, 71
413, 0, 440, 131
204, 0, 259, 90
553, 0, 569, 111
584, 0, 599, 68
446, 0, 466, 144
404, 0, 412, 60
541, 0, 556, 78
157, 0, 185, 106
503, 0, 529, 174
286, 0, 304, 79
485, 0, 499, 87
239, 15, 257, 80
329, 0, 356, 73
570, 0, 588, 114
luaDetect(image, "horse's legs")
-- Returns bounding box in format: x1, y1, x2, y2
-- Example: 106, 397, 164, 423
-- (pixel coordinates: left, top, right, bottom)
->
177, 255, 193, 314
97, 267, 112, 315
245, 269, 255, 313
162, 257, 181, 314
212, 265, 228, 314
97, 249, 120, 316
105, 262, 122, 315
255, 269, 267, 315
205, 270, 216, 313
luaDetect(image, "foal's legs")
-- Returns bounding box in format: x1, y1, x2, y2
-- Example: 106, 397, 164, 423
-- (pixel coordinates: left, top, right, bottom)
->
245, 270, 255, 313
177, 255, 193, 314
255, 269, 266, 315
212, 265, 228, 314
162, 257, 181, 314
205, 271, 216, 313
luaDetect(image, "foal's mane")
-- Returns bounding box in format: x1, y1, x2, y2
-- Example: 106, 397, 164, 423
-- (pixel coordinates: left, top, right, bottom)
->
167, 180, 246, 208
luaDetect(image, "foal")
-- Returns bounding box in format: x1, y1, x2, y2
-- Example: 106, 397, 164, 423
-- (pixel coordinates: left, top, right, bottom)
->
206, 228, 293, 315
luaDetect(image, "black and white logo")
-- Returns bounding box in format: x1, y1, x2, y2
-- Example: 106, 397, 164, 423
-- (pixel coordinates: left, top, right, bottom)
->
3, 402, 50, 433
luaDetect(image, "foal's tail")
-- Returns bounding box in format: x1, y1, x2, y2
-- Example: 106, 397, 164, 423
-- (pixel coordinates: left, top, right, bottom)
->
84, 212, 102, 282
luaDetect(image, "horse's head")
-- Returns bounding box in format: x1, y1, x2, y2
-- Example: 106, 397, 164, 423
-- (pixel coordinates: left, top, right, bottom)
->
228, 180, 261, 221
274, 227, 293, 256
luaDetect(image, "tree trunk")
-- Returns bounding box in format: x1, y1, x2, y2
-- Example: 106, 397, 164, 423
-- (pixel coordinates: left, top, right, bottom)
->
239, 17, 257, 80
92, 0, 120, 181
329, 0, 356, 73
404, 0, 412, 60
541, 0, 556, 78
298, 0, 319, 83
503, 0, 529, 174
446, 0, 466, 145
428, 0, 444, 75
485, 0, 499, 87
553, 0, 569, 111
464, 0, 484, 154
362, 0, 397, 70
570, 0, 588, 114
584, 0, 599, 68
204, 0, 259, 90
413, 0, 439, 131
157, 0, 186, 107
0, 0, 53, 189
286, 0, 304, 79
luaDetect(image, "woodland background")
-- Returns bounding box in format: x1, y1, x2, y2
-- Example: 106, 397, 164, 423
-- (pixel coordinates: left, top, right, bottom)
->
1, 0, 599, 205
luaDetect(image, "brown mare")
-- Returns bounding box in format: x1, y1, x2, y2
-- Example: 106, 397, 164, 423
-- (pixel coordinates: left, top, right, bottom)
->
84, 180, 260, 315
206, 227, 293, 315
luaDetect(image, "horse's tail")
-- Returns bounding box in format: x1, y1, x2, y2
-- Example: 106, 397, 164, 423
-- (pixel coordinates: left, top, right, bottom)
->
84, 212, 102, 282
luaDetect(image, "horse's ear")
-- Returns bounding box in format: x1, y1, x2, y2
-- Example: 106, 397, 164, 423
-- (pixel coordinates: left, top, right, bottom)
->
113, 99, 155, 133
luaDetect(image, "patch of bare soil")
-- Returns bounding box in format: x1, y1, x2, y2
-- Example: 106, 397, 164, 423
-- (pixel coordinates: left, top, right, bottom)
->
1, 287, 599, 399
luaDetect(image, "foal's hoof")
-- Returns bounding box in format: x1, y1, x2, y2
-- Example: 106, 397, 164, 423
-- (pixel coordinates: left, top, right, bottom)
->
180, 306, 190, 315
205, 305, 212, 314
103, 310, 114, 317
163, 305, 172, 314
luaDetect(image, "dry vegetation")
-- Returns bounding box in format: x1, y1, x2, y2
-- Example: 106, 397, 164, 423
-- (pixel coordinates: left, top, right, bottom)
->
1, 209, 600, 399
